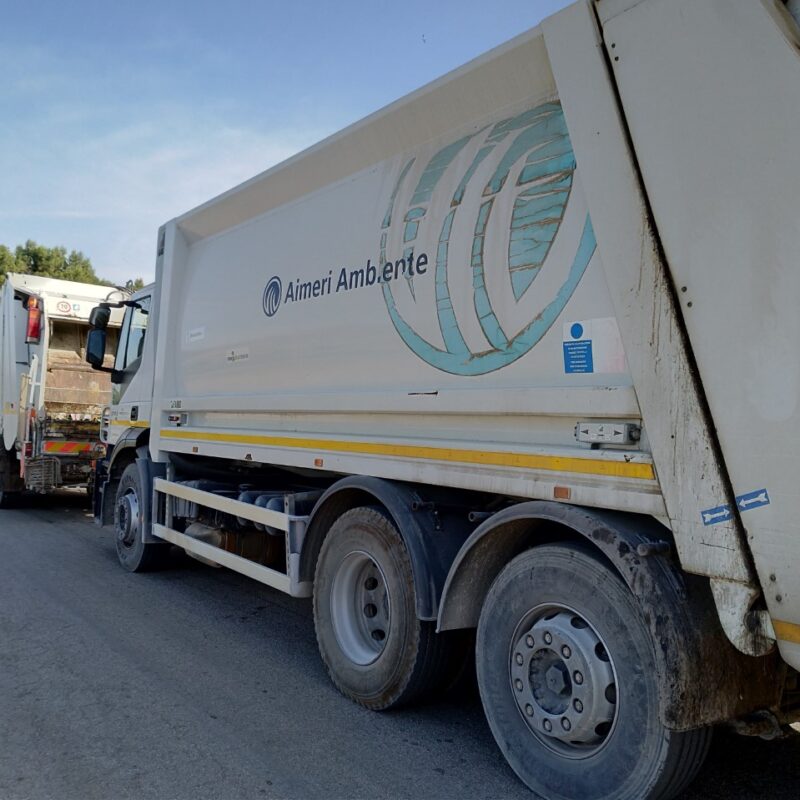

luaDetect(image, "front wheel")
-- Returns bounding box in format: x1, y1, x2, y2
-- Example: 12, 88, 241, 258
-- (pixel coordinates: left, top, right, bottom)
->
476, 544, 711, 800
114, 463, 169, 572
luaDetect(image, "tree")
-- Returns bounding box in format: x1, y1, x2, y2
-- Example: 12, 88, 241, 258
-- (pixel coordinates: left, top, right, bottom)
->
8, 240, 107, 285
0, 240, 142, 290
0, 245, 16, 287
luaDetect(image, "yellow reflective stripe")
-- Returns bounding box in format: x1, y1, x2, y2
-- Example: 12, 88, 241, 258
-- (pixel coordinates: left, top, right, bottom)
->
110, 420, 150, 428
160, 428, 655, 480
773, 619, 800, 645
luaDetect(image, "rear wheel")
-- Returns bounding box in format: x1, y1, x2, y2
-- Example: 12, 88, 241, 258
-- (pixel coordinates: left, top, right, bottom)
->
0, 449, 23, 509
0, 489, 20, 509
313, 506, 457, 710
114, 463, 169, 572
476, 544, 711, 800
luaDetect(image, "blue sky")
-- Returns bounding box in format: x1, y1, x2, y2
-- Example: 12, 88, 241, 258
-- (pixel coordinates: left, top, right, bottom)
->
1, 0, 570, 284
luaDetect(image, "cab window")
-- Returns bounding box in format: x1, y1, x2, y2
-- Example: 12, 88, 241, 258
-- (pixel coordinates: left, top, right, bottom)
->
115, 296, 150, 373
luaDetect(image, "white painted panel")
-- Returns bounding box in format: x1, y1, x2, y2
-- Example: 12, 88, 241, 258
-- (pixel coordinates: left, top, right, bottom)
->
603, 0, 800, 652
542, 2, 754, 584
147, 25, 651, 516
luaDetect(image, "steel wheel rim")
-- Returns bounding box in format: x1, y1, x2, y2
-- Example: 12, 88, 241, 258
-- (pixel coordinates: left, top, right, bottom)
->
116, 488, 140, 549
330, 550, 391, 666
509, 603, 619, 759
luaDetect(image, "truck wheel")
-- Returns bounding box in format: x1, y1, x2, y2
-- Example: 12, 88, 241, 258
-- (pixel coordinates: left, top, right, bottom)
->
114, 463, 169, 572
0, 489, 20, 509
313, 506, 451, 710
476, 544, 711, 800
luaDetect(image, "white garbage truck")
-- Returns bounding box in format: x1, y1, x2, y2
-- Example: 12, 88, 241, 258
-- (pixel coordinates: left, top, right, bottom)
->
0, 274, 124, 505
84, 1, 800, 797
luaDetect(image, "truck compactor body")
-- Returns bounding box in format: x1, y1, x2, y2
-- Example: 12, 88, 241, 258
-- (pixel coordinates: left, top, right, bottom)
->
0, 274, 123, 503
85, 1, 800, 797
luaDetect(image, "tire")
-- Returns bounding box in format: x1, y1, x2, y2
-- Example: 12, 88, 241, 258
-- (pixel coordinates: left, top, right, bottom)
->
476, 544, 712, 800
114, 463, 169, 572
0, 448, 24, 508
0, 489, 20, 509
313, 506, 455, 710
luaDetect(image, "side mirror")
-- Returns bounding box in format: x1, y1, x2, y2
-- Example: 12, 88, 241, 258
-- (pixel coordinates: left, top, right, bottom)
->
89, 305, 111, 330
86, 328, 108, 368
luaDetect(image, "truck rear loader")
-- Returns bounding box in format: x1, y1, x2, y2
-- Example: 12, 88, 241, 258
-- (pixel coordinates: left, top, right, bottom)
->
84, 1, 800, 797
0, 274, 123, 505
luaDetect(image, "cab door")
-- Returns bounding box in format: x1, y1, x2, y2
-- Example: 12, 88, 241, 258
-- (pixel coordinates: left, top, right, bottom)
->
108, 296, 152, 445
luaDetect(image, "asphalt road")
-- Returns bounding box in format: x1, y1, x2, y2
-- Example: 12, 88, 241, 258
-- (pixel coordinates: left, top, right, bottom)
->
1, 493, 799, 800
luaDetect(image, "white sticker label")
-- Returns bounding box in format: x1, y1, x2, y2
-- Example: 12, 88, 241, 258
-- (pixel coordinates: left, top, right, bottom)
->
225, 348, 250, 364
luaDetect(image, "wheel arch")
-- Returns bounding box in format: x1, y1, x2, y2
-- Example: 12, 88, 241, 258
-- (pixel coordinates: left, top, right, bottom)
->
107, 427, 149, 477
99, 427, 150, 526
438, 501, 782, 730
300, 476, 473, 621
438, 502, 657, 632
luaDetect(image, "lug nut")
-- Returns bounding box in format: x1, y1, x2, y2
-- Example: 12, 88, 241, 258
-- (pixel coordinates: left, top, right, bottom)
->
515, 653, 524, 666
561, 645, 571, 659
515, 679, 524, 691
543, 632, 552, 645
525, 704, 534, 717
561, 718, 571, 731
573, 699, 583, 713
525, 635, 534, 648
574, 671, 584, 685
543, 719, 552, 732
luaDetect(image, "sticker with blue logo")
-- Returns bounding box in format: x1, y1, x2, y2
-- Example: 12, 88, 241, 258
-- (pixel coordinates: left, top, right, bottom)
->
563, 321, 593, 374
563, 318, 626, 375
701, 504, 732, 526
736, 489, 770, 513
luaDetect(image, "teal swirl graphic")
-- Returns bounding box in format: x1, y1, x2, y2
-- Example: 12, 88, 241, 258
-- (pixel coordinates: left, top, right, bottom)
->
380, 102, 596, 376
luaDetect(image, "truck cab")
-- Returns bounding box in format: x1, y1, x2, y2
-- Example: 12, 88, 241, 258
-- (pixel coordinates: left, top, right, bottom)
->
85, 282, 158, 522
104, 287, 155, 446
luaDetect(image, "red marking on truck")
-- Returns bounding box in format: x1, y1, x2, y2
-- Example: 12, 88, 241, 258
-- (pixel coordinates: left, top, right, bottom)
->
42, 441, 94, 454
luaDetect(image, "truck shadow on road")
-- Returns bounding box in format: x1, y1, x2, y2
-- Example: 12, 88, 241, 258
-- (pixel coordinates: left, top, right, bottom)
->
683, 727, 800, 799
9, 488, 92, 513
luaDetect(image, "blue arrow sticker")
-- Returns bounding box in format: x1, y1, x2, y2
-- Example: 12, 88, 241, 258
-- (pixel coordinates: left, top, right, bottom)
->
701, 504, 732, 526
736, 489, 770, 513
